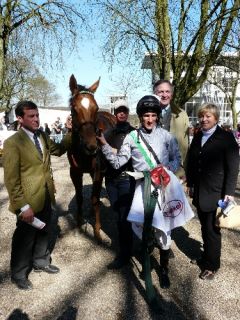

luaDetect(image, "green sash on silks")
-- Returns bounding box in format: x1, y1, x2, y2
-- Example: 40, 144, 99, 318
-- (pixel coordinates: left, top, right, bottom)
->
142, 171, 160, 307
130, 131, 155, 169
130, 131, 160, 307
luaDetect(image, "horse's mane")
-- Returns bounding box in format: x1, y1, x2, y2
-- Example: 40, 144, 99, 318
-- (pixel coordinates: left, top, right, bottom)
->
77, 84, 88, 92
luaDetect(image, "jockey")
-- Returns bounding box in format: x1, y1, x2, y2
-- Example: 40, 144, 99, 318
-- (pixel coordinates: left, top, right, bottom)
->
97, 95, 183, 288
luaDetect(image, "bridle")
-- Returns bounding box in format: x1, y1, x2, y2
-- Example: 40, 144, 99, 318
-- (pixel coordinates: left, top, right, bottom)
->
71, 90, 100, 156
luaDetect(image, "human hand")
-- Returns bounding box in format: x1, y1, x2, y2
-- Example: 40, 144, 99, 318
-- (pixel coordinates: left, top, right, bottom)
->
179, 175, 186, 184
96, 132, 107, 145
19, 208, 34, 223
224, 195, 234, 202
186, 186, 194, 198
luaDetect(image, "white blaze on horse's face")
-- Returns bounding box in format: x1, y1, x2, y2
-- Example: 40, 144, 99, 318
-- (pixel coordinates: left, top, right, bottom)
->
81, 97, 90, 110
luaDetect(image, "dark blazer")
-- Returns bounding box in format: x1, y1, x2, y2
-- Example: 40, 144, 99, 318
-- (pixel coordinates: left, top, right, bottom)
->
3, 128, 71, 214
186, 125, 239, 212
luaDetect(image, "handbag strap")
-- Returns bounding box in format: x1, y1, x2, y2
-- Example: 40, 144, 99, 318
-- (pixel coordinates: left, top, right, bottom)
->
138, 130, 161, 165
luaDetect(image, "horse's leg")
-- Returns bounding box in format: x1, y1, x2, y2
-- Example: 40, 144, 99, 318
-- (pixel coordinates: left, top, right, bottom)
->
91, 172, 104, 242
70, 166, 84, 228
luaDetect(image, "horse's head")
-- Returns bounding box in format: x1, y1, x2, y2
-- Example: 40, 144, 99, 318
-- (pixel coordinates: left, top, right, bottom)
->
69, 74, 100, 155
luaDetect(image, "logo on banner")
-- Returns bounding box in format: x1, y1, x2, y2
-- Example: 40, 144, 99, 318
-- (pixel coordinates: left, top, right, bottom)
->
163, 200, 183, 217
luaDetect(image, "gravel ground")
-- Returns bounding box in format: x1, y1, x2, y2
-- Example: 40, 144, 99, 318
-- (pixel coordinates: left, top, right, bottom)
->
0, 154, 239, 320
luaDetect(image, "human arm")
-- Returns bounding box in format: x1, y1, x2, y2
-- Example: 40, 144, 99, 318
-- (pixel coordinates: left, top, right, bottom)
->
44, 132, 72, 156
223, 132, 239, 197
167, 135, 182, 173
52, 122, 62, 133
96, 133, 107, 145
3, 138, 30, 213
97, 133, 131, 169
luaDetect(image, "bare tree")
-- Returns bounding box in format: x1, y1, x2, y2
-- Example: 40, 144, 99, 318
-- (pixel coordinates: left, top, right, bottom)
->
27, 74, 61, 108
0, 56, 38, 111
90, 0, 240, 113
207, 54, 240, 128
1, 56, 61, 112
0, 0, 85, 102
205, 15, 240, 129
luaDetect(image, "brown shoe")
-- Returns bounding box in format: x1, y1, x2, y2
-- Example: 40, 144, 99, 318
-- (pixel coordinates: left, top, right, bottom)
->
199, 269, 215, 280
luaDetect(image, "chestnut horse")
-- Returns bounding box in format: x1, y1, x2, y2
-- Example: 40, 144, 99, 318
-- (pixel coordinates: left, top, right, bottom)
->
68, 74, 116, 241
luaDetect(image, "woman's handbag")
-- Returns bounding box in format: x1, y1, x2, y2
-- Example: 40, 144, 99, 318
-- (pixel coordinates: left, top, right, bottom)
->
216, 203, 240, 229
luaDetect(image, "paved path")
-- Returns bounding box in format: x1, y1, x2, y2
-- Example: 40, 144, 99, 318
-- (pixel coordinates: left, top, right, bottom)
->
0, 155, 239, 320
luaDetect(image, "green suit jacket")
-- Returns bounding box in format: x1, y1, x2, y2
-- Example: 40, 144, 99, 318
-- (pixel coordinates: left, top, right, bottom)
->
3, 128, 71, 214
169, 109, 190, 166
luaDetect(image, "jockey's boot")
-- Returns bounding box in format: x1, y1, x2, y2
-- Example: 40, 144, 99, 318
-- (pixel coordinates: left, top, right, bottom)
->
159, 248, 170, 289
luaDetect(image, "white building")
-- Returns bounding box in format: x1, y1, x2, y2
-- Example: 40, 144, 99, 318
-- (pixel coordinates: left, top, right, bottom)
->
6, 105, 71, 128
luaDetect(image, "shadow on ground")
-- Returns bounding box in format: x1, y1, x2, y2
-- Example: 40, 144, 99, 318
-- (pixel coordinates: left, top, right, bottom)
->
172, 224, 202, 260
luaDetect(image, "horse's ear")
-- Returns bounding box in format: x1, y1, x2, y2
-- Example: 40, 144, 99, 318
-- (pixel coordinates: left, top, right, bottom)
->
89, 77, 100, 93
69, 74, 78, 95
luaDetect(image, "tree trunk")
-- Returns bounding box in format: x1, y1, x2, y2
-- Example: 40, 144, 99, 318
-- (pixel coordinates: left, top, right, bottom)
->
155, 0, 171, 80
0, 20, 4, 100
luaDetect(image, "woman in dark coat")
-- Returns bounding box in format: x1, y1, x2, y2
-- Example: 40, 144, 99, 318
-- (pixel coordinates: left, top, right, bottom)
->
186, 103, 239, 280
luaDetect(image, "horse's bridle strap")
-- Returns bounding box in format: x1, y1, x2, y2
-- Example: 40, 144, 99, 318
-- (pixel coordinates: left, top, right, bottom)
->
79, 90, 94, 96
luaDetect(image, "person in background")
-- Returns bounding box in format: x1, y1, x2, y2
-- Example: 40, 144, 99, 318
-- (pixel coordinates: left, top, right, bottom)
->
193, 122, 201, 136
188, 124, 195, 145
221, 123, 232, 132
233, 123, 240, 154
62, 114, 72, 136
104, 100, 135, 269
3, 101, 71, 290
153, 79, 189, 180
97, 95, 181, 289
0, 113, 8, 130
52, 117, 63, 143
186, 103, 239, 280
44, 123, 51, 136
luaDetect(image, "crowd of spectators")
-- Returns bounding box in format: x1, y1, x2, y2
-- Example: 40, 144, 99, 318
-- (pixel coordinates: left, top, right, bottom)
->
39, 116, 72, 142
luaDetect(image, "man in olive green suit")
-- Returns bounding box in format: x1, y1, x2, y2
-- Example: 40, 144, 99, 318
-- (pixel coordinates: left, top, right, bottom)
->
153, 79, 190, 288
3, 100, 71, 290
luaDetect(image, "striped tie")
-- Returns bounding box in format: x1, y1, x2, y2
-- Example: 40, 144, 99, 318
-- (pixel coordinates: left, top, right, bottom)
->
33, 132, 43, 158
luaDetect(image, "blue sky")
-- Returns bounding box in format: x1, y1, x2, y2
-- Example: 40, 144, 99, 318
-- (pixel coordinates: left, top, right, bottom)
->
45, 39, 152, 113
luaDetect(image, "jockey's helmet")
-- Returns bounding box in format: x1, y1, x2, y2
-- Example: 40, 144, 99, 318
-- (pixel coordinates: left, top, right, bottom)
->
136, 95, 161, 116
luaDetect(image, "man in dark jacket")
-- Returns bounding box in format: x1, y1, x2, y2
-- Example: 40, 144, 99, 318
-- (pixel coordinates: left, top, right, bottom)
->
104, 100, 135, 269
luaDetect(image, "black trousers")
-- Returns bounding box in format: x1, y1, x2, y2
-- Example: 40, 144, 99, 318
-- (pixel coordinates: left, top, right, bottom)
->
11, 193, 52, 280
197, 208, 221, 272
105, 176, 135, 259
